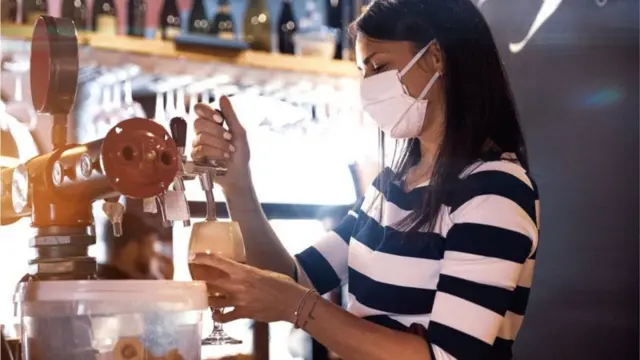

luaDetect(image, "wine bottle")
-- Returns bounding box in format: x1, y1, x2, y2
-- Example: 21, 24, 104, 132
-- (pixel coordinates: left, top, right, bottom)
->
3, 0, 18, 23
325, 0, 342, 59
61, 0, 88, 30
277, 0, 297, 54
188, 0, 209, 34
209, 0, 235, 40
23, 0, 48, 26
127, 0, 147, 37
244, 0, 272, 52
298, 0, 322, 33
92, 0, 117, 35
159, 0, 182, 40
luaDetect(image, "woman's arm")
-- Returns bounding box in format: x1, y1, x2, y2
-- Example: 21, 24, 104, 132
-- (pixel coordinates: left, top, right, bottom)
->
224, 180, 297, 278
293, 290, 433, 360
195, 254, 433, 360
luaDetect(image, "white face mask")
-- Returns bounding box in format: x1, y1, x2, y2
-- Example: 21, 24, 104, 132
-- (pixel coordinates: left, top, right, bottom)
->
360, 42, 441, 139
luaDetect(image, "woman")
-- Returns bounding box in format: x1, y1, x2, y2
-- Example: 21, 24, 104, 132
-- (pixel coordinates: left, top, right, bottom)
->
189, 0, 540, 359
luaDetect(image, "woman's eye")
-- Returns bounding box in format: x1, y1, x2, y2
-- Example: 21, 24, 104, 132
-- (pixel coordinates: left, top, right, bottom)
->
372, 64, 387, 73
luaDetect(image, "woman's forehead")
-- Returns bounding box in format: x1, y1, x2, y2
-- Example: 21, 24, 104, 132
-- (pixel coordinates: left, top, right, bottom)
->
355, 35, 415, 67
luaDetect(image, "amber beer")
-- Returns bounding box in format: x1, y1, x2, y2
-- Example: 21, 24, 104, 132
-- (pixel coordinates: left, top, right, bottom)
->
188, 220, 246, 296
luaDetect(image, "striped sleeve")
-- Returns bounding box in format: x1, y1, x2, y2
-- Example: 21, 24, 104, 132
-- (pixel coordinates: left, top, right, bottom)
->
294, 197, 364, 295
427, 164, 539, 360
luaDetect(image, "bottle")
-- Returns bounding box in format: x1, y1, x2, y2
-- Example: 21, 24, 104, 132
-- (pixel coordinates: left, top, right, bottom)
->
159, 0, 182, 40
277, 0, 297, 54
325, 0, 342, 59
92, 0, 117, 35
23, 0, 48, 26
61, 0, 88, 30
243, 0, 272, 52
298, 0, 322, 33
3, 0, 18, 23
127, 0, 147, 37
209, 0, 235, 40
188, 0, 209, 34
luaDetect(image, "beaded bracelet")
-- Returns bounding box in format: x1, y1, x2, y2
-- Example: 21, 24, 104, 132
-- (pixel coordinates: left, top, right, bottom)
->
293, 289, 317, 329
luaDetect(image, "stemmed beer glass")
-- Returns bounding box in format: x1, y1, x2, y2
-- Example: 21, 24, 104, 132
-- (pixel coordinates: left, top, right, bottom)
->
188, 220, 246, 345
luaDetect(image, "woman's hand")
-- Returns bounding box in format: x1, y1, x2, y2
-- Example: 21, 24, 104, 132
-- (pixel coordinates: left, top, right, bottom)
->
191, 96, 252, 192
189, 253, 308, 324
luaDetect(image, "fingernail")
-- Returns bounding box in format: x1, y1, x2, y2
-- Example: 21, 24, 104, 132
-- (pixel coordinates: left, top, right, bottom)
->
223, 132, 232, 140
188, 254, 196, 261
224, 152, 230, 159
194, 103, 214, 118
229, 144, 236, 152
213, 114, 224, 124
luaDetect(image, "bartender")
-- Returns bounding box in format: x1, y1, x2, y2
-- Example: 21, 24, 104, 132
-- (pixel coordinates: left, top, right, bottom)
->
98, 212, 173, 280
189, 0, 540, 359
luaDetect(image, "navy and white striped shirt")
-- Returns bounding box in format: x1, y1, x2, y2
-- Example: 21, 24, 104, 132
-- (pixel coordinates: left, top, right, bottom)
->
295, 153, 539, 360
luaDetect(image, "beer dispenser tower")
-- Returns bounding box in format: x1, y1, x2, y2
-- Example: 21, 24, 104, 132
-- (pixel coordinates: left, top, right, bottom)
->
0, 17, 181, 359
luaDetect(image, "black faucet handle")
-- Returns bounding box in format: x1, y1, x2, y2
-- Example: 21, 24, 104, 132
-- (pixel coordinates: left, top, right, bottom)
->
169, 117, 188, 148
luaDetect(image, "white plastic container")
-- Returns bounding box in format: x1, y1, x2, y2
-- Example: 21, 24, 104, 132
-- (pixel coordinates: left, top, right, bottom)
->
14, 280, 208, 360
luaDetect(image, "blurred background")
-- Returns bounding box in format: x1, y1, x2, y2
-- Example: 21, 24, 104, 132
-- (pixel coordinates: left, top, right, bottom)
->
0, 0, 638, 359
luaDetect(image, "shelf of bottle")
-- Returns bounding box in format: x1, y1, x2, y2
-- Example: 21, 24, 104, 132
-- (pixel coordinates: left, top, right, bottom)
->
0, 24, 359, 79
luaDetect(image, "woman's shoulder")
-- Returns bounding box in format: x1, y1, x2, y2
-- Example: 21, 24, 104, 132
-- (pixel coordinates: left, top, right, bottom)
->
459, 152, 536, 192
448, 153, 539, 218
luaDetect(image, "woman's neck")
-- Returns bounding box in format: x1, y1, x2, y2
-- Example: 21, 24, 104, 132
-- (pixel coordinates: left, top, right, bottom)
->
403, 139, 438, 191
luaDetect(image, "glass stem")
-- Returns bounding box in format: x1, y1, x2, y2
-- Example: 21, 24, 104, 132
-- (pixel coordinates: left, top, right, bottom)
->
211, 307, 223, 332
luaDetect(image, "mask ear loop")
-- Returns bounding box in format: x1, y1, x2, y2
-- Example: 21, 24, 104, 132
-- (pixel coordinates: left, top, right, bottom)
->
398, 41, 439, 99
390, 71, 440, 134
399, 40, 434, 78
416, 72, 441, 100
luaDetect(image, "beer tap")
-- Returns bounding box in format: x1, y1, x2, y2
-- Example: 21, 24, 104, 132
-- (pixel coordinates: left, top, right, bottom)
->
0, 16, 183, 360
198, 162, 218, 221
169, 116, 191, 227
142, 118, 192, 227
164, 115, 228, 224
103, 196, 125, 237
183, 156, 227, 214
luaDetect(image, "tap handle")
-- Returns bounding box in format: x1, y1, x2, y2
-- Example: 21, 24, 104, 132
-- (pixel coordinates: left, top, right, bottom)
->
169, 116, 188, 149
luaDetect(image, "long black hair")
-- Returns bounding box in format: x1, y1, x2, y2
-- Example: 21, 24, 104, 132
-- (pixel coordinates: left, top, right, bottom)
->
352, 0, 529, 232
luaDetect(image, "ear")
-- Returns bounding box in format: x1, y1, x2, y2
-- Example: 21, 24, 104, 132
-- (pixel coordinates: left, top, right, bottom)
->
427, 41, 444, 74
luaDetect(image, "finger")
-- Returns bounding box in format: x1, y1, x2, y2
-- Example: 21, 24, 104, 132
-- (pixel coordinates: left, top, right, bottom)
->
208, 294, 235, 309
214, 307, 250, 323
190, 253, 245, 275
205, 280, 243, 295
189, 263, 230, 283
219, 96, 245, 135
194, 103, 224, 124
192, 132, 234, 155
191, 145, 231, 162
206, 283, 227, 296
210, 277, 245, 293
193, 117, 230, 139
